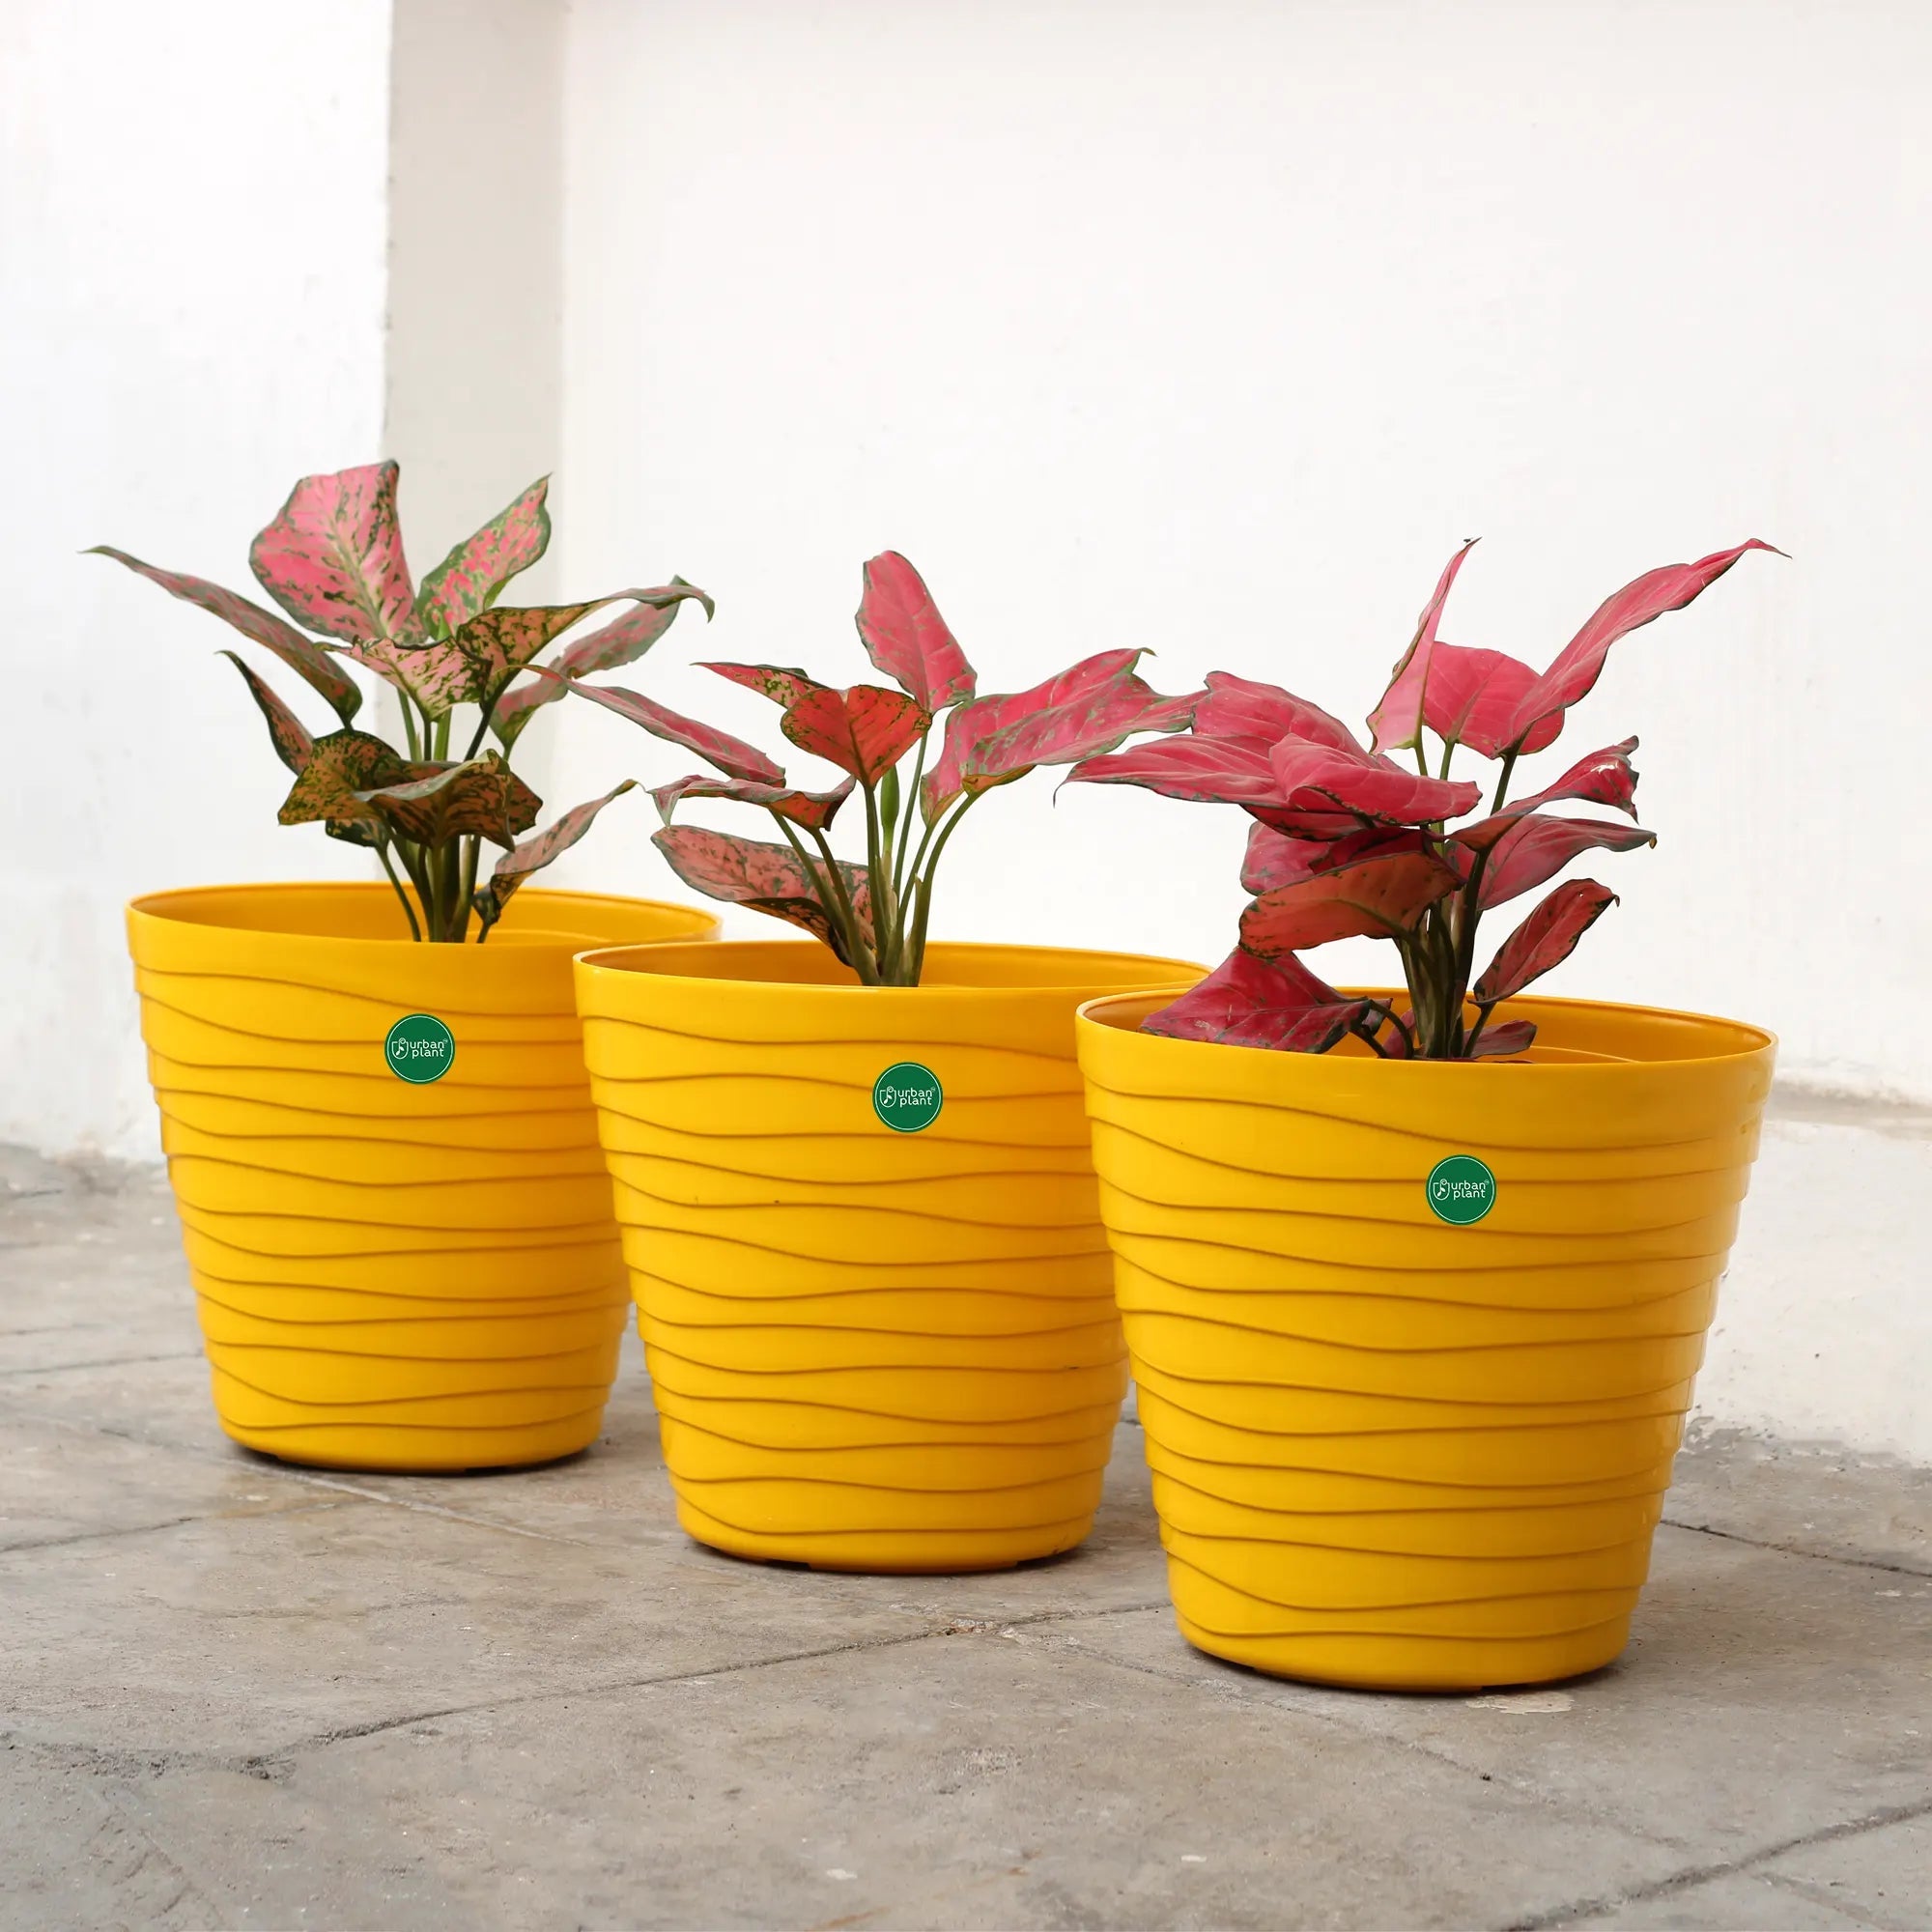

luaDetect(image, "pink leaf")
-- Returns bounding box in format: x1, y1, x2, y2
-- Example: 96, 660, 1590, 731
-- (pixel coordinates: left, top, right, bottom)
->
86, 546, 362, 723
651, 824, 874, 963
649, 773, 854, 833
1455, 738, 1642, 853
475, 781, 636, 929
1241, 822, 1433, 893
1472, 879, 1619, 1005
925, 650, 1196, 821
276, 729, 414, 837
1367, 538, 1478, 752
554, 675, 784, 786
702, 662, 826, 708
855, 551, 977, 713
416, 476, 552, 639
1474, 814, 1655, 909
1066, 732, 1284, 810
781, 684, 929, 783
248, 462, 424, 647
1193, 671, 1361, 753
1501, 540, 1779, 752
493, 582, 709, 749
1268, 740, 1482, 828
1142, 948, 1371, 1054
1239, 849, 1464, 955
1417, 644, 1560, 759
1468, 1018, 1539, 1059
216, 651, 313, 775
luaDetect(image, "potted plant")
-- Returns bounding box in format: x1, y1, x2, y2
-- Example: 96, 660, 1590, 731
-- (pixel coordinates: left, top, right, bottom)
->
568, 552, 1205, 1571
97, 462, 718, 1470
1065, 537, 1780, 1690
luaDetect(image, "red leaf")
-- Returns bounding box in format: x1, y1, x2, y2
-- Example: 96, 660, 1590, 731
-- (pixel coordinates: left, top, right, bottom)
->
249, 462, 425, 647
855, 551, 977, 713
1367, 538, 1478, 752
1241, 822, 1433, 893
1501, 540, 1779, 752
651, 824, 874, 961
554, 676, 783, 786
1468, 1019, 1539, 1059
926, 650, 1196, 821
650, 773, 854, 833
1473, 880, 1619, 1005
1455, 738, 1642, 854
1194, 672, 1361, 753
494, 582, 709, 749
1475, 814, 1655, 909
1268, 739, 1481, 827
1067, 732, 1283, 810
1239, 849, 1464, 955
781, 684, 929, 783
702, 662, 826, 707
416, 476, 551, 639
86, 546, 362, 723
475, 781, 635, 929
1142, 948, 1370, 1054
217, 651, 313, 775
1417, 644, 1560, 759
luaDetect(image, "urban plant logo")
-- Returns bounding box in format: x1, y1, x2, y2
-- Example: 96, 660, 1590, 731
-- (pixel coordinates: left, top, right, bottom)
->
1426, 1154, 1496, 1225
872, 1062, 943, 1132
385, 1013, 456, 1085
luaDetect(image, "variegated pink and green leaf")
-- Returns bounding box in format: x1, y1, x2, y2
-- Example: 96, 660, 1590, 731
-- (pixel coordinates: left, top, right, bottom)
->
86, 546, 362, 722
781, 683, 929, 783
249, 462, 424, 646
554, 675, 784, 785
353, 753, 539, 851
651, 824, 874, 964
493, 582, 711, 749
276, 729, 415, 835
702, 661, 825, 708
474, 781, 636, 930
416, 476, 552, 639
650, 773, 855, 833
854, 551, 977, 713
217, 651, 313, 775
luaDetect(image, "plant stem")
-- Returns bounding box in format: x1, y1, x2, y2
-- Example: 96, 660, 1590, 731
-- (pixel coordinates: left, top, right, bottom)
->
860, 778, 899, 980
377, 843, 423, 941
457, 835, 479, 940
779, 817, 876, 985
903, 794, 977, 982
893, 736, 929, 901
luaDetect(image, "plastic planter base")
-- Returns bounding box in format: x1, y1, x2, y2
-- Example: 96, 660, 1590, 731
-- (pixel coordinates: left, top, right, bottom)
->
128, 882, 717, 1472
575, 939, 1201, 1573
1076, 989, 1774, 1691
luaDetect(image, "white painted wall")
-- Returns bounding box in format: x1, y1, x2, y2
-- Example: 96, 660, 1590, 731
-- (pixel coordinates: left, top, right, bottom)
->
552, 0, 1930, 1108
0, 0, 394, 1157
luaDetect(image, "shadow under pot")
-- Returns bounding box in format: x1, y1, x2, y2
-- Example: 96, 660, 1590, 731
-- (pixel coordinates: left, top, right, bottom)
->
127, 881, 718, 1472
1075, 989, 1776, 1693
573, 938, 1203, 1574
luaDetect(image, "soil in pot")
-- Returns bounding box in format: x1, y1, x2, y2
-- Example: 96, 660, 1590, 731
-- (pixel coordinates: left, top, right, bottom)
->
127, 882, 718, 1471
574, 939, 1203, 1573
1076, 989, 1775, 1691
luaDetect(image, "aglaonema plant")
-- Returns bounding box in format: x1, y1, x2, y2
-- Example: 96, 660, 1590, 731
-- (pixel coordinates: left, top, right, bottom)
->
1065, 538, 1779, 1059
91, 464, 708, 941
554, 552, 1197, 984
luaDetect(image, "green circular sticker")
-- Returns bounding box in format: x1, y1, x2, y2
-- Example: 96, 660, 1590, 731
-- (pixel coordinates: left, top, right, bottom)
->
1427, 1155, 1496, 1226
872, 1061, 943, 1133
384, 1013, 455, 1085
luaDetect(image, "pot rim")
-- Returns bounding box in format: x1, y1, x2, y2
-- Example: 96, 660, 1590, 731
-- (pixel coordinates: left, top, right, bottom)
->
127, 879, 717, 952
574, 936, 1207, 995
1077, 984, 1776, 1070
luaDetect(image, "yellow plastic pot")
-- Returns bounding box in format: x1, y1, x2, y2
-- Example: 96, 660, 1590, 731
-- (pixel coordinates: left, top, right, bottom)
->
128, 882, 718, 1471
574, 940, 1203, 1573
1076, 989, 1775, 1691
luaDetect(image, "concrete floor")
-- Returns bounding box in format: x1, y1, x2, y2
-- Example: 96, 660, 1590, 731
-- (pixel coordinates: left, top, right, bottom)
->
3, 1150, 1929, 1932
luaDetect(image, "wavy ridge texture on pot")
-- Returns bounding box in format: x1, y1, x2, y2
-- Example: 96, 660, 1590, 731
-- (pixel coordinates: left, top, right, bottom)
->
127, 884, 716, 1471
1077, 991, 1775, 1690
576, 941, 1202, 1573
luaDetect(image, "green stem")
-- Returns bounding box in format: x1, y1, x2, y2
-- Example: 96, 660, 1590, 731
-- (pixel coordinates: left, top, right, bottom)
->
776, 816, 876, 985
377, 843, 423, 942
893, 736, 929, 901
860, 778, 897, 981
457, 836, 480, 941
903, 795, 978, 983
